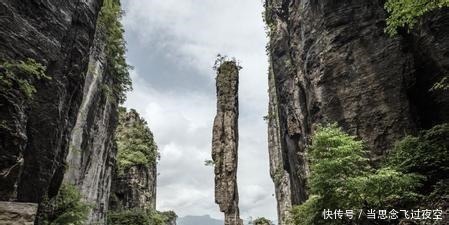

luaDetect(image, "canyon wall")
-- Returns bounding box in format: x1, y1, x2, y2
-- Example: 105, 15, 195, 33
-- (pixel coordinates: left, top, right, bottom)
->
63, 17, 118, 223
264, 0, 449, 224
212, 61, 243, 225
0, 0, 103, 203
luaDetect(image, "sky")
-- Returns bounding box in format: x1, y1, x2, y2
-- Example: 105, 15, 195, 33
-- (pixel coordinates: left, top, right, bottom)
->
121, 0, 276, 221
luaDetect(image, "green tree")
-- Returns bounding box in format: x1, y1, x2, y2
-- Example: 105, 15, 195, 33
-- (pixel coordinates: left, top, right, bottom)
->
98, 0, 132, 103
388, 123, 449, 186
292, 124, 421, 225
115, 108, 159, 172
39, 184, 91, 225
251, 217, 273, 225
385, 0, 449, 36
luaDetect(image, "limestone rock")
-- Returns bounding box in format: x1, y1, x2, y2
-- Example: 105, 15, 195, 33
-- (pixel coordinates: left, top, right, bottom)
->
0, 201, 38, 225
62, 18, 119, 224
0, 0, 103, 203
109, 108, 157, 211
264, 0, 449, 224
212, 60, 243, 225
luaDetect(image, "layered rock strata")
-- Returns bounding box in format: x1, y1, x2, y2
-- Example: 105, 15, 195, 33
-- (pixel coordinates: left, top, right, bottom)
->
0, 0, 103, 203
264, 0, 449, 224
212, 61, 243, 225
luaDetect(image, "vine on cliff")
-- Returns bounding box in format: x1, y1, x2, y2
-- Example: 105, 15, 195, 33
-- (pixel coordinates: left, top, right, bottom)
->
98, 0, 132, 103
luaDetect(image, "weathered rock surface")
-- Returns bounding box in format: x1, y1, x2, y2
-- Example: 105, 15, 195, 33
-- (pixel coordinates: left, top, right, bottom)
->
264, 0, 449, 224
63, 18, 118, 224
109, 109, 157, 211
110, 165, 157, 211
0, 201, 38, 225
212, 61, 243, 225
0, 0, 103, 203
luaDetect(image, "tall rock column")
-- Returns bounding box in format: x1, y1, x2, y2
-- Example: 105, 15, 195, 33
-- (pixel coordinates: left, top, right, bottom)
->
212, 60, 243, 225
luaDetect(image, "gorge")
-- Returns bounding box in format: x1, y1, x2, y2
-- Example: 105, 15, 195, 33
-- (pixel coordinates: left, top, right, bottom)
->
0, 0, 448, 225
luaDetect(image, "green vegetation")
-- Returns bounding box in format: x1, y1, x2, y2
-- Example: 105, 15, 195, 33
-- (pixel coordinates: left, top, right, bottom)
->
116, 108, 159, 173
204, 159, 215, 166
0, 58, 50, 99
385, 0, 449, 36
107, 209, 175, 225
251, 217, 273, 225
292, 124, 422, 225
388, 123, 449, 187
39, 184, 91, 225
98, 0, 132, 103
213, 54, 242, 71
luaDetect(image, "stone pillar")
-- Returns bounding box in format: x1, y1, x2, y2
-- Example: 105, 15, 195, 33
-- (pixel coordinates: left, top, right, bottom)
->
212, 60, 243, 225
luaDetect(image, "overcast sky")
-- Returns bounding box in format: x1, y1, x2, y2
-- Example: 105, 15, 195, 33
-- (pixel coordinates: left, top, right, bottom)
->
121, 0, 276, 221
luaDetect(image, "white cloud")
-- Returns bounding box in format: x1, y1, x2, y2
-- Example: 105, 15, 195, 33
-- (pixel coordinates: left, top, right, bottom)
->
122, 0, 276, 221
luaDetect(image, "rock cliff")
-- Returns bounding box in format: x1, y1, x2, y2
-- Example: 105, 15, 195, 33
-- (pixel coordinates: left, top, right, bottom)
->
109, 108, 157, 211
212, 60, 243, 225
0, 0, 103, 204
264, 0, 449, 224
63, 14, 118, 223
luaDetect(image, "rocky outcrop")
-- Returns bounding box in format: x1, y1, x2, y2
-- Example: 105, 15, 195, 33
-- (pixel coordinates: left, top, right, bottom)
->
264, 0, 449, 224
109, 108, 157, 211
0, 0, 103, 203
267, 68, 293, 225
63, 16, 118, 223
110, 165, 157, 211
0, 201, 38, 225
212, 61, 243, 225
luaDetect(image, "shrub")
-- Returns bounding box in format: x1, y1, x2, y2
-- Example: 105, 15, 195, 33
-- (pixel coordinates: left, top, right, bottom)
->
292, 124, 422, 225
388, 123, 449, 188
107, 209, 172, 225
39, 184, 90, 225
115, 108, 159, 173
252, 217, 273, 225
98, 0, 132, 103
0, 58, 50, 99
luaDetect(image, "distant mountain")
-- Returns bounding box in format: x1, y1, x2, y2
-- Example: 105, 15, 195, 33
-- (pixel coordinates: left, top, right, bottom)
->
177, 215, 223, 225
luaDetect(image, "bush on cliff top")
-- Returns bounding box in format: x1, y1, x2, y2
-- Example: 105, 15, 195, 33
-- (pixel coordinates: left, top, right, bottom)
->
115, 108, 159, 172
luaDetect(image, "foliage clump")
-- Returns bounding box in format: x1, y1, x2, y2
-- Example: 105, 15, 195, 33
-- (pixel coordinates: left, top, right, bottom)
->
388, 123, 449, 188
213, 54, 242, 71
107, 209, 174, 225
116, 107, 159, 172
98, 0, 132, 103
251, 217, 273, 225
39, 184, 90, 225
0, 58, 50, 99
292, 124, 422, 225
385, 0, 449, 36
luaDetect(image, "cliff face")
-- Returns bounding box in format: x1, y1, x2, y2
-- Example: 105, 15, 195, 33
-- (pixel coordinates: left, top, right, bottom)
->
0, 0, 103, 203
212, 61, 243, 225
63, 18, 118, 223
264, 0, 449, 224
109, 108, 157, 211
